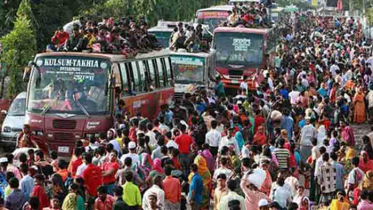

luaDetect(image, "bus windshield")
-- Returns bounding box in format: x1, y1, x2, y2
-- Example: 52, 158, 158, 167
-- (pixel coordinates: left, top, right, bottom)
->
214, 32, 263, 66
8, 98, 26, 116
27, 56, 110, 115
171, 56, 205, 84
196, 11, 229, 31
149, 31, 172, 48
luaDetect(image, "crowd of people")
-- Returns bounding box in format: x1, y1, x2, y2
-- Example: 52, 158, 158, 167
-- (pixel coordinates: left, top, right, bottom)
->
1, 7, 373, 210
48, 16, 162, 57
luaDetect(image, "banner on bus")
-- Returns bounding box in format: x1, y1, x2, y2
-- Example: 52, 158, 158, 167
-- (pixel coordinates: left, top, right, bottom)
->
197, 11, 229, 19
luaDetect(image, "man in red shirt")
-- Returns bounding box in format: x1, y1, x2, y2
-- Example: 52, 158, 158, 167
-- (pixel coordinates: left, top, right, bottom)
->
69, 147, 84, 178
175, 124, 194, 177
94, 186, 116, 210
102, 150, 119, 195
163, 166, 181, 209
32, 173, 50, 210
82, 153, 103, 209
254, 109, 265, 135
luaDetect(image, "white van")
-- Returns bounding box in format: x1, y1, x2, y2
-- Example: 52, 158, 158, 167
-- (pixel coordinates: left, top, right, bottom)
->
0, 92, 26, 151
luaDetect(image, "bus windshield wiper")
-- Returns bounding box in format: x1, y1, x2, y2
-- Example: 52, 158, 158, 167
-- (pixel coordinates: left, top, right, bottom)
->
73, 96, 90, 118
225, 54, 232, 65
41, 94, 61, 115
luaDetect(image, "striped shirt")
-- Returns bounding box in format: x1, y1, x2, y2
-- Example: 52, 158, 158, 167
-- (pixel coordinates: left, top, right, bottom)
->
274, 148, 290, 169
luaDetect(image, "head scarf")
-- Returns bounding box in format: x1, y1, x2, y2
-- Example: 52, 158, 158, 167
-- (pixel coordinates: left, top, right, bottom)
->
362, 170, 373, 191
345, 146, 356, 160
300, 196, 311, 210
62, 193, 77, 210
152, 158, 164, 173
194, 155, 209, 175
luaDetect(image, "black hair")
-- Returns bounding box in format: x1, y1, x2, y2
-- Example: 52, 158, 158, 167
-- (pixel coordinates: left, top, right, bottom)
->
9, 177, 19, 188
227, 180, 237, 191
29, 196, 40, 210
191, 164, 198, 173
113, 185, 123, 196
20, 163, 29, 175
352, 157, 360, 166
5, 154, 13, 164
84, 153, 93, 164
164, 165, 173, 176
97, 186, 107, 194
19, 153, 27, 163
50, 151, 58, 160
124, 157, 132, 166
124, 171, 133, 181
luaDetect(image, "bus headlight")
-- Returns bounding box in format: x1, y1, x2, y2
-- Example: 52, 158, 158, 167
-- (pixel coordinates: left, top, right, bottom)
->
94, 133, 100, 138
2, 126, 11, 133
75, 135, 81, 139
36, 131, 44, 136
47, 134, 53, 139
86, 134, 93, 138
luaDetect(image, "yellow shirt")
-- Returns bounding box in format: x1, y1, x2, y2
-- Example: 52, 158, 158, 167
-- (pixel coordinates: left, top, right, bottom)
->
329, 199, 350, 210
213, 187, 228, 210
116, 137, 123, 149
122, 181, 141, 207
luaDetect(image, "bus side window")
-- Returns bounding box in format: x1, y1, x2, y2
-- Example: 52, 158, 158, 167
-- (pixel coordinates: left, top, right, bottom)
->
163, 56, 173, 86
138, 61, 147, 92
156, 58, 165, 88
119, 63, 131, 96
112, 64, 122, 90
131, 61, 143, 93
147, 59, 159, 88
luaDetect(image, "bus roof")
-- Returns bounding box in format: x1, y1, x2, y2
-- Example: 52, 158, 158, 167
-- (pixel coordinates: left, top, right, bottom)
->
196, 5, 234, 13
213, 27, 270, 35
148, 26, 174, 33
170, 50, 212, 58
229, 0, 260, 3
35, 50, 171, 63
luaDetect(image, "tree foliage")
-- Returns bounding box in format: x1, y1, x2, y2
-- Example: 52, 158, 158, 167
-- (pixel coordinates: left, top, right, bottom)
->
80, 0, 225, 26
0, 0, 36, 98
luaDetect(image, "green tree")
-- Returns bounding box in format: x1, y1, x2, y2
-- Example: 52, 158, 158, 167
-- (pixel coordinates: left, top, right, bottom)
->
0, 0, 36, 98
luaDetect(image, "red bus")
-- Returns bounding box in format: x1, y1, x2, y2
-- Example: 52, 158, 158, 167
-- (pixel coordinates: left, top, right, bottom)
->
212, 27, 280, 90
24, 50, 174, 156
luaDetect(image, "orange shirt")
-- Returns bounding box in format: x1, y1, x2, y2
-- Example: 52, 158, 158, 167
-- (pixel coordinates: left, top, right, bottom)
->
56, 169, 69, 182
163, 176, 181, 203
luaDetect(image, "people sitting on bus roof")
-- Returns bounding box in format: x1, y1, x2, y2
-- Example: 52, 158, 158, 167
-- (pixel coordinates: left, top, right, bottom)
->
169, 23, 209, 53
47, 16, 162, 56
222, 2, 272, 29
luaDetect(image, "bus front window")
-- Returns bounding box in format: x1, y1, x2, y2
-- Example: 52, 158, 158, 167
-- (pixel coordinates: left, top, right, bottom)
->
149, 31, 172, 48
27, 56, 110, 115
214, 32, 263, 66
172, 56, 205, 85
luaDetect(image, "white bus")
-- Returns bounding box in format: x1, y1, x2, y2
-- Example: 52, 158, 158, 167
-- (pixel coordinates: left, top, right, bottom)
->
170, 50, 216, 98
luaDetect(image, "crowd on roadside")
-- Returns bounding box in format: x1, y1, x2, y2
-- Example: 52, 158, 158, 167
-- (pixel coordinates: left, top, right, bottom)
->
1, 10, 373, 210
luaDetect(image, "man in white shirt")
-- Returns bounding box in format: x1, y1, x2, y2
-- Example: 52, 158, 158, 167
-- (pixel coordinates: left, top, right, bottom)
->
120, 142, 139, 167
288, 90, 300, 105
219, 128, 240, 156
314, 146, 326, 177
270, 177, 292, 209
206, 120, 222, 157
213, 157, 232, 180
63, 18, 82, 36
218, 180, 246, 210
142, 175, 165, 209
146, 123, 157, 147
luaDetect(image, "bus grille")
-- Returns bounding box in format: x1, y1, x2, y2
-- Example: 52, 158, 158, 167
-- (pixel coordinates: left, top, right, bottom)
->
53, 120, 77, 129
229, 69, 243, 76
54, 133, 74, 141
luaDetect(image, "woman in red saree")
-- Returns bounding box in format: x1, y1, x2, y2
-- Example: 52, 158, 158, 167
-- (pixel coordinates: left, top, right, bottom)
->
353, 88, 366, 123
359, 151, 373, 173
